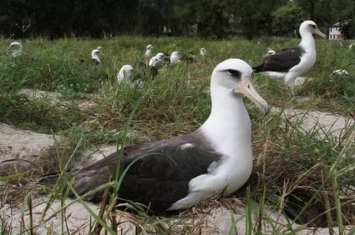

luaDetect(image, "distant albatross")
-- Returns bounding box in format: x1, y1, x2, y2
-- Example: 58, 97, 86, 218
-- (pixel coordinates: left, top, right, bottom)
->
117, 62, 152, 85
253, 20, 326, 85
91, 46, 102, 65
40, 58, 269, 213
264, 48, 276, 57
9, 41, 23, 57
200, 47, 207, 57
145, 44, 154, 66
117, 64, 134, 84
170, 51, 182, 65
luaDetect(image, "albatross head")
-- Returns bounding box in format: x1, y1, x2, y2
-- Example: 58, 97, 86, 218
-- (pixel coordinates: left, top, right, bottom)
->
212, 58, 269, 114
299, 20, 327, 39
91, 49, 100, 57
264, 48, 276, 57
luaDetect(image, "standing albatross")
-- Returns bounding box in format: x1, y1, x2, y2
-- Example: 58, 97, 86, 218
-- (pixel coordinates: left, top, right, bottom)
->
252, 20, 326, 85
40, 58, 269, 213
145, 44, 154, 67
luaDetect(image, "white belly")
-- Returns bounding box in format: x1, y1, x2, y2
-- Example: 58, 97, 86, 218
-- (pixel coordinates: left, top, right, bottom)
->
262, 71, 287, 82
167, 154, 253, 210
285, 50, 316, 84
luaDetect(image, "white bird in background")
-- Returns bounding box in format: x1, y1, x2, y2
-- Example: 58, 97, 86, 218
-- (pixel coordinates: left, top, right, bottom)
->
117, 64, 134, 84
149, 52, 170, 69
200, 47, 207, 56
332, 69, 349, 76
91, 46, 102, 65
145, 44, 154, 66
264, 48, 276, 57
170, 51, 182, 65
253, 20, 327, 86
331, 69, 353, 80
9, 41, 23, 57
118, 62, 159, 85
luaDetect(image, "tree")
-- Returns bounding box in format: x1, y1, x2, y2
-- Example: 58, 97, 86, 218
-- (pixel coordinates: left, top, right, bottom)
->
330, 0, 355, 38
272, 3, 303, 36
230, 0, 287, 39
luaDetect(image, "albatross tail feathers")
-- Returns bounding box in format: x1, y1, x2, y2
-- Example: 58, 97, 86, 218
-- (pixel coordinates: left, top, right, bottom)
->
252, 63, 265, 73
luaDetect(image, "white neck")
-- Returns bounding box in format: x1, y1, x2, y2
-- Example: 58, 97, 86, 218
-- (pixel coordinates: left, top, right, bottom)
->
92, 55, 100, 63
146, 49, 152, 57
299, 31, 315, 49
200, 81, 252, 158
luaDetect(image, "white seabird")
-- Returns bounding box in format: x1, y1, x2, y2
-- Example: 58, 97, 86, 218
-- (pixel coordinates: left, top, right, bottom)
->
148, 52, 170, 69
91, 47, 101, 65
9, 41, 23, 57
253, 20, 327, 85
117, 64, 134, 84
39, 58, 269, 213
118, 62, 158, 85
145, 44, 154, 66
170, 51, 182, 65
332, 69, 349, 76
264, 48, 276, 57
200, 47, 207, 56
331, 69, 353, 80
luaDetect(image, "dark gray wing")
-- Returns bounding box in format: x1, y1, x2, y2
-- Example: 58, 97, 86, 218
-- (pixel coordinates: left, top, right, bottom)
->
71, 132, 222, 212
253, 46, 305, 72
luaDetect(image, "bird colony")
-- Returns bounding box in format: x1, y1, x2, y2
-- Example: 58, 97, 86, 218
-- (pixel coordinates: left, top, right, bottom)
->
5, 19, 352, 216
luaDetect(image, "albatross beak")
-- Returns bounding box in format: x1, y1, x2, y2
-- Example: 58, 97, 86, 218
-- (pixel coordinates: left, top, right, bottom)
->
238, 76, 270, 115
315, 28, 327, 39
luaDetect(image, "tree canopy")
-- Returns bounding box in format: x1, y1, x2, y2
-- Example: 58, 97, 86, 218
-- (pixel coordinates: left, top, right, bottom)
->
0, 0, 354, 39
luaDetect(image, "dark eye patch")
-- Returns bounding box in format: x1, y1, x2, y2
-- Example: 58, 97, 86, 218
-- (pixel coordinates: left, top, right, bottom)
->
310, 24, 316, 28
225, 69, 241, 79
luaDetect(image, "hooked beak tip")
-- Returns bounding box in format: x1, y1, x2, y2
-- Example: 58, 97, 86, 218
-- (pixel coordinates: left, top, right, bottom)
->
262, 104, 270, 115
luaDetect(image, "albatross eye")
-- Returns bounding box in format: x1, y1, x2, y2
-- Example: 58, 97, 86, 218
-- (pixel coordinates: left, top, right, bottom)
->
310, 24, 316, 29
226, 69, 241, 79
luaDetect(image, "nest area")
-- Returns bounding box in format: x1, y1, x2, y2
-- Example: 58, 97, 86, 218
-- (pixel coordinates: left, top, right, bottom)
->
248, 113, 355, 227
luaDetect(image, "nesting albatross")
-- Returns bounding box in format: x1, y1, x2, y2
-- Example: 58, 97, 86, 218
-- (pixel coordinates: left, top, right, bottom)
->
200, 47, 207, 57
8, 41, 23, 57
253, 20, 326, 85
40, 58, 269, 213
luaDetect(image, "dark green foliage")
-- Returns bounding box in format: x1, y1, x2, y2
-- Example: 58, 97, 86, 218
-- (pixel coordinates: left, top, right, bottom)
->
0, 0, 354, 39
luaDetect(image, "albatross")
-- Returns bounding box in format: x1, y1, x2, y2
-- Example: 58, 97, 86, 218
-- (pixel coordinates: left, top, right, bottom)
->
264, 48, 276, 57
200, 48, 207, 56
145, 44, 154, 66
148, 52, 170, 69
91, 46, 102, 65
170, 51, 183, 65
117, 62, 152, 86
40, 58, 269, 213
117, 64, 134, 84
252, 20, 326, 85
9, 41, 23, 57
